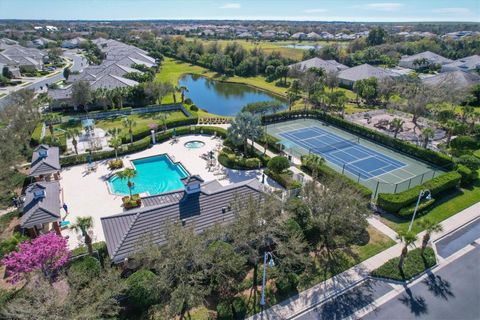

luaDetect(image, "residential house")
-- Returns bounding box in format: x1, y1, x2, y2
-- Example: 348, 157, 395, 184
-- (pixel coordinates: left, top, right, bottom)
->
20, 181, 62, 238
289, 57, 348, 73
291, 32, 307, 40
29, 144, 61, 181
399, 51, 452, 69
441, 55, 480, 73
101, 176, 263, 263
61, 37, 87, 49
307, 32, 321, 40
337, 63, 401, 88
422, 70, 480, 89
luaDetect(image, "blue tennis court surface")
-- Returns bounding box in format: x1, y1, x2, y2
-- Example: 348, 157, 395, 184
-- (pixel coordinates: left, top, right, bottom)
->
280, 127, 406, 179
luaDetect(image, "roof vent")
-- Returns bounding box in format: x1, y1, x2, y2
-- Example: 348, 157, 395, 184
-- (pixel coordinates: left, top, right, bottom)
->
38, 149, 48, 158
33, 189, 45, 200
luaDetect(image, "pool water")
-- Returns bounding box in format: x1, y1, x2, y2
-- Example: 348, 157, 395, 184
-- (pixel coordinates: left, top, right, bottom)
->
108, 154, 189, 196
184, 140, 205, 149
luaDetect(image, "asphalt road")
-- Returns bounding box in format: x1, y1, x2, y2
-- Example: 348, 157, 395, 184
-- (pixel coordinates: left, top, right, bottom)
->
297, 279, 394, 320
363, 246, 480, 320
436, 218, 480, 258
0, 50, 87, 108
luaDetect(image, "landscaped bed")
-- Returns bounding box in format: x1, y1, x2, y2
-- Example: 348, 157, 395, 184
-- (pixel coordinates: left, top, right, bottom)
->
371, 247, 436, 281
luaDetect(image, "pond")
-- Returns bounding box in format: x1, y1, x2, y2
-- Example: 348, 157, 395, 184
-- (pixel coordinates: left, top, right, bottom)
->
178, 74, 286, 116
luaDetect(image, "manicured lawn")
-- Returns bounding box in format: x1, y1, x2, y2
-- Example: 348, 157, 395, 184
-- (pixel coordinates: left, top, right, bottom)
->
371, 247, 436, 281
380, 179, 480, 235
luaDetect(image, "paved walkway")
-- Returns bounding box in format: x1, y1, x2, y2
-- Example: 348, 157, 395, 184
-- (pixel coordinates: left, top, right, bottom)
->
250, 201, 480, 319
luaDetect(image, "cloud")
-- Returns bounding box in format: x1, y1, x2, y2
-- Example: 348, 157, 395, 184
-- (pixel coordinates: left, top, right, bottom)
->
365, 3, 403, 11
433, 7, 471, 15
219, 3, 241, 9
304, 8, 328, 14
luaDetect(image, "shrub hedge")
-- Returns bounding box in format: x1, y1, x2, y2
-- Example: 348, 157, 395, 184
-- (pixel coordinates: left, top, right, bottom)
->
121, 117, 198, 143
377, 171, 461, 213
300, 156, 373, 199
371, 247, 436, 281
397, 198, 436, 217
60, 126, 227, 166
267, 156, 290, 174
264, 168, 302, 190
263, 110, 454, 169
30, 122, 43, 145
218, 151, 264, 170
457, 164, 478, 187
67, 256, 101, 289
126, 269, 159, 310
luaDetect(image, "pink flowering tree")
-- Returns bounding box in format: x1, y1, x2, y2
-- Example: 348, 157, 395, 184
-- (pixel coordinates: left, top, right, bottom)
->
2, 232, 70, 283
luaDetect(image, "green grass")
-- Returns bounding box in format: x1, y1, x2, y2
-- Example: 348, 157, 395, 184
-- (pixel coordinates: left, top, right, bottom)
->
371, 247, 436, 281
0, 171, 26, 210
474, 149, 480, 159
380, 178, 480, 235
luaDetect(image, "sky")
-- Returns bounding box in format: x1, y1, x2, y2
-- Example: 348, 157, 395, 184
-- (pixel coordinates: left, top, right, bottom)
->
0, 0, 479, 22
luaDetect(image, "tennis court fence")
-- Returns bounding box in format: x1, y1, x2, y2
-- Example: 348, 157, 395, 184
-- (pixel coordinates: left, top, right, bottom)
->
278, 140, 446, 199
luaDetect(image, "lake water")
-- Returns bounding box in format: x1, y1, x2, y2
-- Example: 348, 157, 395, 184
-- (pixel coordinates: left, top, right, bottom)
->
178, 74, 286, 116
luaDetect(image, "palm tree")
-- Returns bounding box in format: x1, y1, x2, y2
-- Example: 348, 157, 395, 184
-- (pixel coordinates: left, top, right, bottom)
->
227, 112, 262, 157
122, 117, 137, 145
413, 58, 430, 70
94, 88, 109, 110
397, 230, 418, 271
113, 87, 129, 109
443, 119, 457, 146
390, 118, 405, 139
418, 219, 443, 255
108, 128, 122, 159
178, 85, 189, 103
287, 91, 297, 112
154, 112, 169, 132
43, 113, 58, 136
420, 127, 435, 148
302, 154, 325, 180
70, 216, 94, 256
65, 128, 81, 154
117, 168, 137, 198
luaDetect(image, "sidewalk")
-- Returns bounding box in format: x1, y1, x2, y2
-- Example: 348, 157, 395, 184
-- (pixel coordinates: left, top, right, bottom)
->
250, 201, 480, 319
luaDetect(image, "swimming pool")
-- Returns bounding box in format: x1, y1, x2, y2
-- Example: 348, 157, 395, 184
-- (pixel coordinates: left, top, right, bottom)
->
108, 154, 189, 196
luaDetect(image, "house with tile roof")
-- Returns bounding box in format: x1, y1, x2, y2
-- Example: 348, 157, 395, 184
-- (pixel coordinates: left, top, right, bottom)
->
29, 145, 61, 181
337, 64, 401, 88
441, 55, 480, 73
399, 51, 453, 70
20, 181, 62, 238
101, 177, 263, 263
289, 57, 348, 74
422, 70, 480, 89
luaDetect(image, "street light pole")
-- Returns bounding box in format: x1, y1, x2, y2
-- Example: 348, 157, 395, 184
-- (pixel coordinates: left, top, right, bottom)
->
260, 251, 274, 308
408, 189, 431, 232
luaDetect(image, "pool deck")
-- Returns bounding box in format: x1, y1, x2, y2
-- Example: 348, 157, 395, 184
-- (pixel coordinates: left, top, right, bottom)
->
60, 134, 281, 249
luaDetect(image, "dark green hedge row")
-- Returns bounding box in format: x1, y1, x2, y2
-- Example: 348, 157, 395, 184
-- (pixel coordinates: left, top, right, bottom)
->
377, 171, 461, 213
300, 156, 373, 199
264, 168, 302, 190
122, 117, 199, 143
457, 164, 478, 187
60, 126, 227, 166
263, 110, 454, 169
371, 247, 436, 281
397, 198, 436, 217
30, 122, 43, 145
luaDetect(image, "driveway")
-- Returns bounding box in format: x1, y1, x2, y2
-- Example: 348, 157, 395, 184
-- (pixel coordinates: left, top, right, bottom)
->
436, 218, 480, 258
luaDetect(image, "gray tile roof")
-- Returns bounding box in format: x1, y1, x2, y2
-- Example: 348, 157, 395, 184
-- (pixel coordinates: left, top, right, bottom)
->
20, 181, 61, 228
422, 71, 480, 89
400, 51, 452, 65
338, 64, 400, 82
101, 179, 263, 263
90, 74, 139, 90
441, 55, 480, 73
29, 145, 61, 177
289, 57, 348, 73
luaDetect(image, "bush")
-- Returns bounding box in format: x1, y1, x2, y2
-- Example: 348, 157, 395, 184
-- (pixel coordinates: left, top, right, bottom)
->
184, 98, 193, 105
126, 269, 159, 310
218, 152, 264, 170
190, 104, 199, 111
216, 297, 247, 320
474, 149, 480, 159
457, 154, 480, 171
267, 156, 290, 174
275, 273, 299, 299
397, 198, 436, 217
108, 159, 124, 170
450, 135, 478, 151
0, 233, 29, 258
30, 122, 43, 146
457, 164, 478, 186
371, 247, 436, 281
264, 169, 302, 190
300, 155, 372, 199
263, 110, 454, 169
122, 194, 141, 209
70, 241, 108, 259
377, 171, 461, 213
67, 256, 101, 288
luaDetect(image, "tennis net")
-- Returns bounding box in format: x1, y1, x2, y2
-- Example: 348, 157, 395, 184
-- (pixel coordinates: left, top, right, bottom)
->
308, 137, 360, 154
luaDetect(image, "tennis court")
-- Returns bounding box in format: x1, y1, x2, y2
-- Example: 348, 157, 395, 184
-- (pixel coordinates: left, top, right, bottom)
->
267, 119, 445, 197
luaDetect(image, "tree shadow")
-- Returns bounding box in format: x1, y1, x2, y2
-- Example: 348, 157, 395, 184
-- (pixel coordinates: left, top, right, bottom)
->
398, 286, 428, 316
421, 271, 454, 301
317, 280, 377, 320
